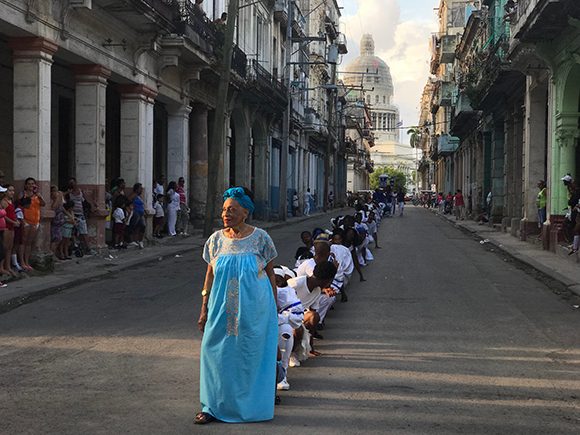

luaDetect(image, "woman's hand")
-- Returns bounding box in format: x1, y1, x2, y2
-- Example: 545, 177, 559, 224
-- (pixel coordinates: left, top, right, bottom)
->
198, 305, 208, 332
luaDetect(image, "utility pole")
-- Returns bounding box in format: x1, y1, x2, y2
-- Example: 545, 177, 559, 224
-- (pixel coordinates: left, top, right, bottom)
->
280, 0, 294, 221
324, 62, 337, 212
204, 0, 240, 237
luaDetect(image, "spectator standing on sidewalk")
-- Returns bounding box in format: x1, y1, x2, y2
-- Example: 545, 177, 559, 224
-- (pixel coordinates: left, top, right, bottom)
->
292, 192, 299, 217
153, 194, 165, 238
562, 174, 580, 255
66, 177, 93, 255
176, 177, 189, 235
454, 189, 465, 220
127, 183, 146, 249
50, 186, 65, 259
19, 177, 46, 270
537, 180, 547, 229
166, 181, 180, 237
304, 188, 313, 216
1, 185, 18, 277
112, 195, 127, 249
0, 185, 7, 283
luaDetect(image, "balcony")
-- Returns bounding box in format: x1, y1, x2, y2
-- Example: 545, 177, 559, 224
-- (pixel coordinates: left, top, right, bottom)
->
292, 3, 307, 38
438, 134, 459, 156
440, 34, 458, 64
274, 0, 289, 27
511, 0, 580, 42
451, 92, 480, 138
93, 0, 180, 33
246, 59, 288, 109
463, 33, 524, 110
439, 81, 454, 106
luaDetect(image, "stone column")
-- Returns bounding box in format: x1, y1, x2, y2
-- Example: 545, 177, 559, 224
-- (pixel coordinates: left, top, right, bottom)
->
72, 64, 111, 249
167, 103, 192, 194
190, 105, 209, 224
10, 37, 58, 257
119, 84, 157, 226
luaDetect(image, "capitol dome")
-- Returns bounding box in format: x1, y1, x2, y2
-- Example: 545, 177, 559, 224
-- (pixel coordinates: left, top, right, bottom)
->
344, 34, 394, 106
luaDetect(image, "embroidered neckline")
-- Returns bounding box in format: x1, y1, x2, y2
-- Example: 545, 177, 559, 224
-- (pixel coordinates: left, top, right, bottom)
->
221, 227, 257, 241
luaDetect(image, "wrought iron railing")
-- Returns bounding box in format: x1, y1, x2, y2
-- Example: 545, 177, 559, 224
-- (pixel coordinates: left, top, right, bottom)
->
232, 46, 247, 78
250, 59, 288, 99
176, 0, 218, 45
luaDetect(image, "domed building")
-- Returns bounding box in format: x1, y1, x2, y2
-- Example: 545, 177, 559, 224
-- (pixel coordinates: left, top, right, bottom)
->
343, 35, 416, 181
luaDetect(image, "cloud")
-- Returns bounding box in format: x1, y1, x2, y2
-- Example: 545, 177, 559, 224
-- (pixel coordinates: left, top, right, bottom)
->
341, 1, 437, 143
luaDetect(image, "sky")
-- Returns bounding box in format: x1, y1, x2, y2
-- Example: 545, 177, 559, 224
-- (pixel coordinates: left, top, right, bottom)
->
340, 0, 439, 144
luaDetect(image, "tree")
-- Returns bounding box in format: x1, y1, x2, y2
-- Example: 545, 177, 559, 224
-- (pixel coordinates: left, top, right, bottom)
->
204, 0, 240, 237
407, 127, 421, 149
369, 166, 409, 192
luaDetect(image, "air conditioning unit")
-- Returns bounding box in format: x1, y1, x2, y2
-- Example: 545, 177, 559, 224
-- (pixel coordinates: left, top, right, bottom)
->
70, 0, 92, 9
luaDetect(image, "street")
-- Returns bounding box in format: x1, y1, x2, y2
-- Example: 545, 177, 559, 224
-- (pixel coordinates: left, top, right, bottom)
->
1, 207, 579, 434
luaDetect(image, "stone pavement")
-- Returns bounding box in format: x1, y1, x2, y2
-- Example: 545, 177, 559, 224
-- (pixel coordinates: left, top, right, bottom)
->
0, 209, 343, 314
436, 210, 580, 300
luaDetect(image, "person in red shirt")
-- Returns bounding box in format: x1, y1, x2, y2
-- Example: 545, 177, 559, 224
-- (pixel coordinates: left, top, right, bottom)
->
454, 189, 465, 220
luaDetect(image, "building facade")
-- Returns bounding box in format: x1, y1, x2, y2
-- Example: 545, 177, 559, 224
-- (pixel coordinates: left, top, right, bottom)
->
0, 0, 348, 255
419, 0, 580, 251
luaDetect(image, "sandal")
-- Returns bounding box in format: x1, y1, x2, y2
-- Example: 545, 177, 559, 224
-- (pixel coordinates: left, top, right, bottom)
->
194, 412, 216, 425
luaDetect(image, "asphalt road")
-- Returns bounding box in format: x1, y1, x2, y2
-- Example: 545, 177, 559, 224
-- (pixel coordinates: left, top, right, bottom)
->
1, 207, 579, 434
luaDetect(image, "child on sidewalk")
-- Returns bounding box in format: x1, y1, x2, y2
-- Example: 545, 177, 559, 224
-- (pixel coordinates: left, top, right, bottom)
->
112, 196, 127, 249
153, 194, 165, 238
60, 200, 76, 260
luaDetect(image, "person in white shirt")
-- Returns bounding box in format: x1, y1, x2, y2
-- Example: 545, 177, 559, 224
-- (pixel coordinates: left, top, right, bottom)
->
274, 267, 304, 391
330, 230, 354, 302
166, 181, 180, 236
153, 194, 165, 238
289, 260, 336, 357
296, 235, 340, 326
112, 196, 126, 249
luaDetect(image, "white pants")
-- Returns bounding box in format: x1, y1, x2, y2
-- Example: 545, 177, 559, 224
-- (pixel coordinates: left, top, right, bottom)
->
278, 323, 294, 371
167, 207, 178, 236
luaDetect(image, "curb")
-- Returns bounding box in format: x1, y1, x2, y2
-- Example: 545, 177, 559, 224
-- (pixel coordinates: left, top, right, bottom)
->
0, 210, 343, 315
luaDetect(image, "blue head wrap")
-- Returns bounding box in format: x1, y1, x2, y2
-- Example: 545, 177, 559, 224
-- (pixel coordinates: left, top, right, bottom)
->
223, 187, 255, 214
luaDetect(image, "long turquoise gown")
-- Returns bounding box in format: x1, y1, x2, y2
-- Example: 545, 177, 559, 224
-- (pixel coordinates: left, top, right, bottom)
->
200, 227, 278, 423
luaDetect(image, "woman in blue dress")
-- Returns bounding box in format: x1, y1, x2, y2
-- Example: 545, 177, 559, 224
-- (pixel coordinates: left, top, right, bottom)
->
195, 187, 278, 425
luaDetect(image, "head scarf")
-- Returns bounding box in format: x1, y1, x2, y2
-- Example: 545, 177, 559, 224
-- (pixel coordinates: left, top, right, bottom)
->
223, 187, 255, 214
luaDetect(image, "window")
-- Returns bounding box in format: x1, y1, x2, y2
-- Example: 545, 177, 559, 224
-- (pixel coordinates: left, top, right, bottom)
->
375, 95, 379, 104
383, 96, 386, 104
366, 95, 371, 105
382, 114, 387, 130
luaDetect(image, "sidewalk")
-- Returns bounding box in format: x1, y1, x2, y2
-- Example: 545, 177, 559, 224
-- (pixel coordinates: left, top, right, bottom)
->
0, 209, 343, 314
436, 210, 580, 299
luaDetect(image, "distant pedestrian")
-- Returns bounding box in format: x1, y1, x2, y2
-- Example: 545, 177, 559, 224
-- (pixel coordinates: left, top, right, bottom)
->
304, 188, 313, 216
328, 191, 334, 209
112, 195, 127, 249
20, 177, 46, 270
292, 192, 299, 216
397, 190, 405, 216
153, 194, 165, 238
166, 181, 180, 237
127, 183, 146, 249
537, 180, 547, 229
562, 174, 580, 255
454, 189, 465, 220
176, 177, 189, 235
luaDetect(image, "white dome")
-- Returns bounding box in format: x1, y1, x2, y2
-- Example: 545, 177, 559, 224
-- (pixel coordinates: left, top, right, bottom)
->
343, 34, 394, 103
